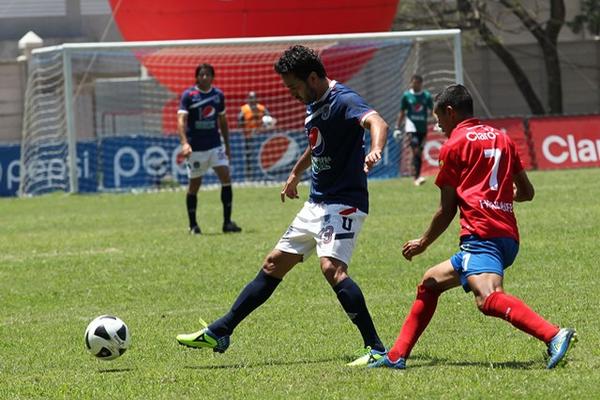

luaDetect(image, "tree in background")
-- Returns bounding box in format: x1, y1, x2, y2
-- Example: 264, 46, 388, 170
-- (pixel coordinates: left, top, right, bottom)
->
568, 0, 600, 39
395, 0, 566, 115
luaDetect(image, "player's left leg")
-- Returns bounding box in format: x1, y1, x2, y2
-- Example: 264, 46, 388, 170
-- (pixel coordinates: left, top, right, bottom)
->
412, 132, 426, 185
319, 256, 386, 366
462, 235, 576, 368
312, 204, 385, 365
213, 163, 241, 233
469, 274, 576, 368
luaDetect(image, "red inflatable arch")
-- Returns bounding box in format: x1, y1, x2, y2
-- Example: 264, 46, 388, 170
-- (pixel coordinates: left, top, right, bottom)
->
108, 0, 398, 133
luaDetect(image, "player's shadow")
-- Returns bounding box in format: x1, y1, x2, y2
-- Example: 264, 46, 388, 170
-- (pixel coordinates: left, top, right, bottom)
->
185, 356, 340, 370
409, 354, 538, 370
97, 368, 134, 373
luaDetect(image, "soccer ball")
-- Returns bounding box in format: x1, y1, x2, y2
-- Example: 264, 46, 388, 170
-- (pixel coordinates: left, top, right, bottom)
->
84, 315, 131, 360
262, 115, 277, 128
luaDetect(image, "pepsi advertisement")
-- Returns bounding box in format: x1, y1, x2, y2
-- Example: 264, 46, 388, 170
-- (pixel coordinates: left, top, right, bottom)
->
1, 130, 399, 196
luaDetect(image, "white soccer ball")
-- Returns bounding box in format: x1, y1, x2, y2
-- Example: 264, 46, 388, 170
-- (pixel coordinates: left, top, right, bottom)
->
262, 115, 276, 128
84, 315, 131, 360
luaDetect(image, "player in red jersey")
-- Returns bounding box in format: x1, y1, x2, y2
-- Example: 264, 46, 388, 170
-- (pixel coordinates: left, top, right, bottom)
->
370, 84, 576, 370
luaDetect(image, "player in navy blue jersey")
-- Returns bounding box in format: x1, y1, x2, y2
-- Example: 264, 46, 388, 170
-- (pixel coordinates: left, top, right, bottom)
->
177, 45, 389, 366
177, 63, 242, 234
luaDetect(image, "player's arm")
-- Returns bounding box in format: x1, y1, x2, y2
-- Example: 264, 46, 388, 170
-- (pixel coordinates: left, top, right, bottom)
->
218, 113, 231, 159
395, 109, 406, 130
363, 112, 388, 172
402, 185, 458, 261
280, 144, 311, 202
177, 111, 191, 157
513, 170, 535, 202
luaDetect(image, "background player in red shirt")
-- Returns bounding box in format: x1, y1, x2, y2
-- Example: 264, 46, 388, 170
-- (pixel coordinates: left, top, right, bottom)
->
370, 84, 576, 370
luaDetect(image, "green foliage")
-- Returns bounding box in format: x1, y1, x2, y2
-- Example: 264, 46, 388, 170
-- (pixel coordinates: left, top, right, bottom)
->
1, 169, 599, 399
568, 0, 600, 36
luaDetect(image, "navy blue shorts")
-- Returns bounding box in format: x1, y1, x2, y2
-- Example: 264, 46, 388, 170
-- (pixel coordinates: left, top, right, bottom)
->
450, 235, 519, 292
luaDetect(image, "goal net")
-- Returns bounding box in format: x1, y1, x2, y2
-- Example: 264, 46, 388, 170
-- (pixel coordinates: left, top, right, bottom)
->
19, 30, 462, 195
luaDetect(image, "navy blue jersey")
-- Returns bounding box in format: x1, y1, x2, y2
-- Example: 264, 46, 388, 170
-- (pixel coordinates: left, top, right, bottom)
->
305, 81, 376, 213
178, 86, 225, 151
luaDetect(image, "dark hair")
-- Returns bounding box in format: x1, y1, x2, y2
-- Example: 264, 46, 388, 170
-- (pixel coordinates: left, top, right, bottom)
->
195, 63, 215, 78
411, 74, 423, 83
434, 84, 473, 116
274, 45, 327, 81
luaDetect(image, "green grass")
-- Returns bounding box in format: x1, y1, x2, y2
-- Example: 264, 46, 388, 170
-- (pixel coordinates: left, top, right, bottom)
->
1, 168, 599, 399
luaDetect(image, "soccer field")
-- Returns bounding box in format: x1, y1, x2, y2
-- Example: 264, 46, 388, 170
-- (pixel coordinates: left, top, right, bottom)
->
1, 168, 599, 399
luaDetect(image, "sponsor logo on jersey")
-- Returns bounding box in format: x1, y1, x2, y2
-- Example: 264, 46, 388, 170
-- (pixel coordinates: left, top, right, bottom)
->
258, 134, 301, 177
465, 126, 499, 141
201, 105, 216, 119
309, 126, 325, 156
412, 103, 424, 113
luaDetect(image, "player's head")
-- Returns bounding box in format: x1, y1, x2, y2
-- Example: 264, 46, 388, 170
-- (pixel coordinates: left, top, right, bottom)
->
410, 74, 424, 92
195, 63, 215, 90
247, 91, 258, 106
433, 84, 474, 136
274, 45, 328, 104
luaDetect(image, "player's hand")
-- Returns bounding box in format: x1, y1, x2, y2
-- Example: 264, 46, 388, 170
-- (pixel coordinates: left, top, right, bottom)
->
176, 143, 192, 164
393, 129, 403, 140
402, 238, 427, 261
280, 174, 300, 202
364, 149, 382, 173
224, 144, 232, 160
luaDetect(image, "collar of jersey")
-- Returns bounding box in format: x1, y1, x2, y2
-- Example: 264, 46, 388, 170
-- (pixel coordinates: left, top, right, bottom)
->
194, 85, 213, 94
311, 80, 336, 105
409, 89, 423, 95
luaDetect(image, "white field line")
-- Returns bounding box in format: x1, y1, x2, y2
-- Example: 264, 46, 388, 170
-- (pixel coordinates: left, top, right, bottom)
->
0, 247, 122, 263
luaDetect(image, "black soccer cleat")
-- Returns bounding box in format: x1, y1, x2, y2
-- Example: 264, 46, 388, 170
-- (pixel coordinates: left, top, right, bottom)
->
222, 221, 242, 233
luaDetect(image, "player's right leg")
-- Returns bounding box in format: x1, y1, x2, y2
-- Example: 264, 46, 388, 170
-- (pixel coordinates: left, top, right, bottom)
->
176, 249, 302, 352
186, 151, 209, 234
371, 260, 460, 369
186, 177, 202, 234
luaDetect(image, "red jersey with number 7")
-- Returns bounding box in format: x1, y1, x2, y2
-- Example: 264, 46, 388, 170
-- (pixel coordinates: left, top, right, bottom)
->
435, 118, 524, 241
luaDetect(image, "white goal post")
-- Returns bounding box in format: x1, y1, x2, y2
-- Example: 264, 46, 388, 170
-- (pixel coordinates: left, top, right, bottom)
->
20, 29, 462, 196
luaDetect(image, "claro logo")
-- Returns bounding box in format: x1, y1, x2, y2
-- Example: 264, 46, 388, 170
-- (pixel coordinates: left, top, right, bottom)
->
542, 134, 600, 164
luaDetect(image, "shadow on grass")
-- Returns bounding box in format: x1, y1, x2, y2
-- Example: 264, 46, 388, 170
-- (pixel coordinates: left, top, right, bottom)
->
97, 368, 134, 373
185, 356, 341, 370
409, 354, 538, 370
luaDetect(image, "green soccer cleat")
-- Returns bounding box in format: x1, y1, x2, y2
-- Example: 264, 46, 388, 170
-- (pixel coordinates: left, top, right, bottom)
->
176, 318, 230, 353
346, 346, 387, 367
546, 328, 577, 369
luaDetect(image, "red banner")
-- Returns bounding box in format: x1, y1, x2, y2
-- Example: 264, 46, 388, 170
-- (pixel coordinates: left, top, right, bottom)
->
419, 118, 530, 176
484, 118, 531, 170
529, 115, 600, 170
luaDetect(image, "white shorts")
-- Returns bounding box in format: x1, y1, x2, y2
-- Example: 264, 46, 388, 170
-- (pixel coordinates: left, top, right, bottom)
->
275, 202, 367, 266
186, 145, 229, 178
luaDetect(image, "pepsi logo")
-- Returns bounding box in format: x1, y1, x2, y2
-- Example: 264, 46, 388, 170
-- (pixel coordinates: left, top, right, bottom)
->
201, 106, 216, 119
259, 134, 301, 177
308, 127, 325, 156
413, 104, 423, 112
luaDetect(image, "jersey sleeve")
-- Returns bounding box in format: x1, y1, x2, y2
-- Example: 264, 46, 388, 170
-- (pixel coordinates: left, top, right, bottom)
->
400, 93, 409, 111
511, 140, 525, 175
178, 90, 191, 114
435, 142, 461, 188
343, 92, 375, 127
217, 91, 226, 114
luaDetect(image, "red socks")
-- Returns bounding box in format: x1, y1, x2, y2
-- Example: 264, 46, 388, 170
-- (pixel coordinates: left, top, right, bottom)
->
388, 284, 440, 362
481, 291, 559, 343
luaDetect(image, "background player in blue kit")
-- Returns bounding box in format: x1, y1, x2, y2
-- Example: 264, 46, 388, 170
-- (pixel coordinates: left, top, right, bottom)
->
177, 63, 242, 234
177, 45, 389, 366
